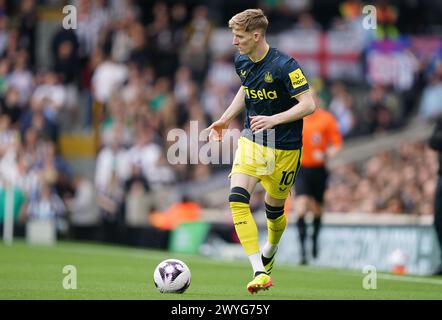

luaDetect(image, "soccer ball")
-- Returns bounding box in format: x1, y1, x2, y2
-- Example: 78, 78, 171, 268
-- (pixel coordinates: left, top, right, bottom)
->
153, 259, 191, 293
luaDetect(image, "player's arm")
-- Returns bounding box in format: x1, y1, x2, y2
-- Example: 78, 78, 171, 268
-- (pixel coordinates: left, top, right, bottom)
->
219, 87, 246, 124
250, 90, 316, 133
206, 87, 245, 141
326, 144, 342, 159
326, 139, 343, 159
272, 90, 316, 125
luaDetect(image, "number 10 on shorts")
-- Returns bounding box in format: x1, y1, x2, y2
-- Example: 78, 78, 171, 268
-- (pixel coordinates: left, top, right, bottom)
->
280, 170, 295, 186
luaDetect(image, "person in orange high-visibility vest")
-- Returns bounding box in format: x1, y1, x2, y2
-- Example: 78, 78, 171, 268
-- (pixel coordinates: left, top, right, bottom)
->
294, 88, 343, 265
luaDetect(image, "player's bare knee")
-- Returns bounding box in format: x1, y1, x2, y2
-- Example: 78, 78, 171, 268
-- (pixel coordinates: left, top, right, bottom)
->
264, 193, 285, 208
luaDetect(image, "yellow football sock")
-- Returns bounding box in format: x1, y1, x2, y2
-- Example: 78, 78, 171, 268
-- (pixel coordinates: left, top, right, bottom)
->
265, 203, 286, 246
229, 187, 260, 256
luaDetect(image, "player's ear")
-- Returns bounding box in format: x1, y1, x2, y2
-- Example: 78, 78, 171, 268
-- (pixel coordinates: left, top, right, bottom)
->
253, 31, 261, 42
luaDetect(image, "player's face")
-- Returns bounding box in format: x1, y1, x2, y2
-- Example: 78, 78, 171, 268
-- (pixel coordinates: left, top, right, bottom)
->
232, 28, 257, 55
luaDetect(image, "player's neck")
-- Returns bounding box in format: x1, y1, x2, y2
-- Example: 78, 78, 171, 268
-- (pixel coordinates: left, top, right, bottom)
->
249, 42, 270, 63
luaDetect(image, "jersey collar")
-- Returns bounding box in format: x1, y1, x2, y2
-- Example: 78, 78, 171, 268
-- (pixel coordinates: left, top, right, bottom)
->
249, 46, 271, 64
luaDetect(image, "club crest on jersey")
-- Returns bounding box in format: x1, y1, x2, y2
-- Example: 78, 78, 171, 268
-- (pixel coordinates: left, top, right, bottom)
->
312, 133, 322, 144
240, 70, 247, 78
264, 71, 273, 83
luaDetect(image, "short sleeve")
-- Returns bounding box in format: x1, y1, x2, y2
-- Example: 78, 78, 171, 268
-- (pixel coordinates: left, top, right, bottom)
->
282, 59, 310, 98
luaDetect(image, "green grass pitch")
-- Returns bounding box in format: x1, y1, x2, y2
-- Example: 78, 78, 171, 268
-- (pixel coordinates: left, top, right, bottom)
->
1, 241, 441, 300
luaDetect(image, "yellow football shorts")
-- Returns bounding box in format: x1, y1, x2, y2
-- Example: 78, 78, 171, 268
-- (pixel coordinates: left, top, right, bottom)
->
230, 137, 302, 199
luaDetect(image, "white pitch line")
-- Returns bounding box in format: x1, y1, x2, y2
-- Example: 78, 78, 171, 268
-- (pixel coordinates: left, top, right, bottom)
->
278, 265, 442, 286
377, 274, 442, 286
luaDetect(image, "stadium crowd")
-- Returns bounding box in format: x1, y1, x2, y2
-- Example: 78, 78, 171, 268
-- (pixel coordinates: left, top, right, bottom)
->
325, 142, 438, 215
0, 0, 441, 240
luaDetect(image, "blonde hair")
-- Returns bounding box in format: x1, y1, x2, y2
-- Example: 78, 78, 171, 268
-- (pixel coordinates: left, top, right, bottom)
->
228, 9, 268, 34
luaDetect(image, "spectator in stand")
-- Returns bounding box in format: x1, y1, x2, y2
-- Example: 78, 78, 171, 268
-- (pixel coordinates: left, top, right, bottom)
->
32, 71, 66, 122
0, 183, 26, 227
127, 21, 151, 69
0, 58, 8, 96
20, 95, 59, 142
110, 11, 133, 64
0, 113, 15, 154
20, 126, 43, 170
419, 61, 442, 120
149, 77, 176, 130
121, 62, 146, 105
181, 5, 212, 82
64, 174, 100, 241
1, 86, 23, 127
123, 161, 152, 227
206, 53, 240, 92
91, 45, 128, 105
147, 3, 178, 78
0, 13, 9, 58
201, 76, 237, 122
95, 128, 129, 193
170, 2, 188, 49
23, 180, 67, 234
361, 84, 401, 134
8, 50, 33, 107
97, 170, 124, 243
51, 27, 80, 85
100, 92, 133, 148
37, 140, 73, 199
126, 124, 163, 188
0, 113, 20, 189
3, 29, 19, 62
328, 82, 356, 138
173, 66, 197, 114
124, 161, 150, 195
17, 0, 37, 69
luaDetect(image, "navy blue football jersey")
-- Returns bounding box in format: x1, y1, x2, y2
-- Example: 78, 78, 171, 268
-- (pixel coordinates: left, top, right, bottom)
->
234, 47, 309, 150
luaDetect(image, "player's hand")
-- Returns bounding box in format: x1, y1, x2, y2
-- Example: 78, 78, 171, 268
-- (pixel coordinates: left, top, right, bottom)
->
313, 150, 325, 162
204, 118, 229, 142
250, 115, 277, 134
